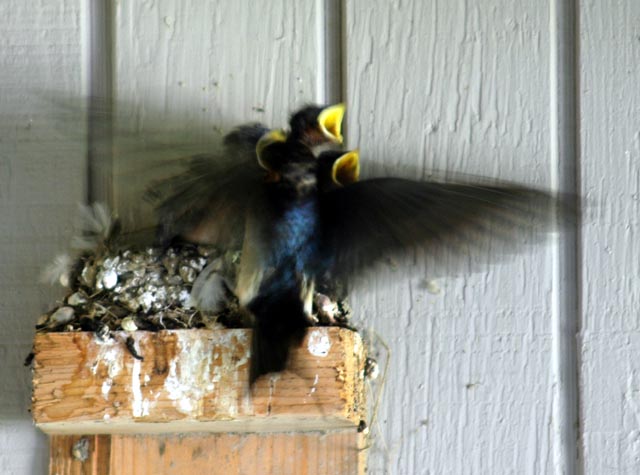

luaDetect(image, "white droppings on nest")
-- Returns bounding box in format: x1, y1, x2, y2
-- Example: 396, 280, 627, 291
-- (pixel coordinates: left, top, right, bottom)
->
101, 379, 113, 401
121, 316, 138, 332
213, 330, 251, 417
267, 373, 281, 414
308, 374, 320, 396
89, 338, 123, 380
67, 291, 87, 306
164, 333, 219, 416
131, 337, 154, 418
307, 328, 331, 357
353, 334, 361, 357
49, 306, 74, 325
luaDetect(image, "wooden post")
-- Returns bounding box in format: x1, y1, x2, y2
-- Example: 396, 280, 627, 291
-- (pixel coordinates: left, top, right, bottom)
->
33, 328, 367, 474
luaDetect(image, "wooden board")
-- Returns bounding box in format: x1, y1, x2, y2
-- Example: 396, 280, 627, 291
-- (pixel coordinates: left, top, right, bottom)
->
49, 432, 366, 475
33, 328, 365, 435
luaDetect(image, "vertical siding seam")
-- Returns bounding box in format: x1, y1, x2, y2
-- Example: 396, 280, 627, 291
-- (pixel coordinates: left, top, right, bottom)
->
549, 0, 582, 474
86, 0, 114, 206
316, 0, 344, 106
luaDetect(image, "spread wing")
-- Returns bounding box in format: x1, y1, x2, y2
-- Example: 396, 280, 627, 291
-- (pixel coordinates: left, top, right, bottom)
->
146, 124, 269, 247
318, 177, 575, 284
38, 92, 271, 249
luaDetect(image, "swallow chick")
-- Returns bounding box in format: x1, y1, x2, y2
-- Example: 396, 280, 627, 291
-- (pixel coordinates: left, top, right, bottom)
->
148, 103, 346, 248
288, 103, 345, 148
147, 104, 348, 315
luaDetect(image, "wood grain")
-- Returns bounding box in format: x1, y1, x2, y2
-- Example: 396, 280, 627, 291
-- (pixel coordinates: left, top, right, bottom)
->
49, 432, 366, 475
33, 328, 366, 435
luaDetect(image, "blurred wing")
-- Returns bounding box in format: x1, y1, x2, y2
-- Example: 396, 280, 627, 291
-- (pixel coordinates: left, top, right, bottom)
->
38, 92, 271, 247
319, 177, 575, 282
146, 124, 269, 247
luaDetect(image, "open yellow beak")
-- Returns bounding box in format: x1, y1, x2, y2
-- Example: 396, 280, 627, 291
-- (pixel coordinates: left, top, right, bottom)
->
318, 103, 345, 144
256, 128, 287, 170
332, 149, 360, 186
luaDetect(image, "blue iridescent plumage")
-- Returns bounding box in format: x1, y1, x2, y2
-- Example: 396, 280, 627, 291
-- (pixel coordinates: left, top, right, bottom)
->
274, 200, 318, 273
246, 140, 323, 383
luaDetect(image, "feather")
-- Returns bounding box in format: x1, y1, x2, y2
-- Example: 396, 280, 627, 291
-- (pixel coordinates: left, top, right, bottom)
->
69, 202, 117, 251
40, 253, 73, 287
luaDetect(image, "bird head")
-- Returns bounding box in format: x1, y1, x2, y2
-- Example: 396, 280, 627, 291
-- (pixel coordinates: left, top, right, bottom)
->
317, 150, 361, 192
256, 128, 287, 171
288, 103, 345, 147
256, 130, 318, 197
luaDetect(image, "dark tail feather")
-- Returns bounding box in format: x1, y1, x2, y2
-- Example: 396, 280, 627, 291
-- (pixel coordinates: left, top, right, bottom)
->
247, 288, 309, 385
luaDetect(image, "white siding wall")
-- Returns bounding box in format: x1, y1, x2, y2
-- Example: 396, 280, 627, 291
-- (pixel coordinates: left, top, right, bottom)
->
345, 1, 556, 473
112, 0, 324, 227
1, 1, 638, 473
0, 1, 86, 474
580, 1, 640, 474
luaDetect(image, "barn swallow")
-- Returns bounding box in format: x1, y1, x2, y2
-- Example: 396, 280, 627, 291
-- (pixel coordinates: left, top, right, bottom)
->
243, 142, 363, 383
148, 103, 346, 247
243, 135, 323, 383
233, 133, 357, 315
145, 105, 573, 386
149, 104, 348, 318
244, 143, 574, 383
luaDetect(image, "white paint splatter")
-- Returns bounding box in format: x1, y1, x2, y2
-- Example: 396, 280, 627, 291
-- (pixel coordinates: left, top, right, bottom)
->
424, 279, 441, 294
307, 328, 331, 357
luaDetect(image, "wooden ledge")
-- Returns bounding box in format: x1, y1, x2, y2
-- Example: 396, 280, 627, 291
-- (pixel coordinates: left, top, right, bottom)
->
32, 328, 365, 435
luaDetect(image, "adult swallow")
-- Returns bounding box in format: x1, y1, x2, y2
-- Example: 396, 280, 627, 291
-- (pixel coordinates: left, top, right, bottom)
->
243, 134, 324, 383
145, 105, 574, 386
245, 144, 574, 383
233, 135, 357, 318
